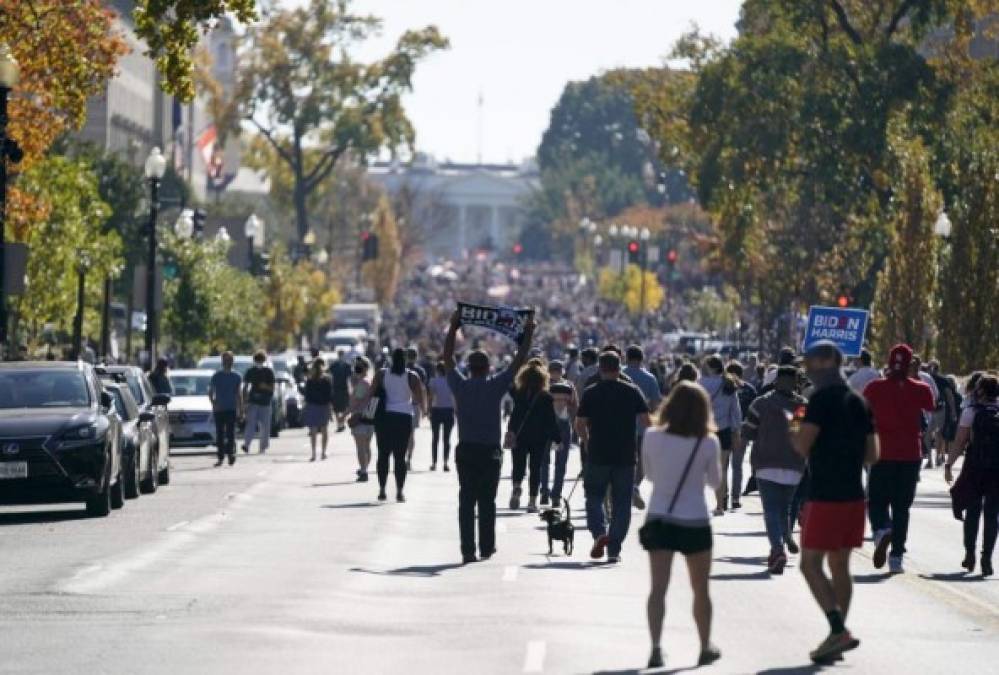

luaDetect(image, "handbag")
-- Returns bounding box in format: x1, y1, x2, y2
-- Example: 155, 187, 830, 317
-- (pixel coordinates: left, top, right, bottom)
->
503, 393, 541, 450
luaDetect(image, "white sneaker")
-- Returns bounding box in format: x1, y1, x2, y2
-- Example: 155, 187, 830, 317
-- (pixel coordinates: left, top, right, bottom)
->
888, 555, 904, 574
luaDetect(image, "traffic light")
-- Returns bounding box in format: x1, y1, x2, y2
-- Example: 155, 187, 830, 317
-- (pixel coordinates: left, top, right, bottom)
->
512, 242, 523, 256
666, 248, 678, 264
192, 209, 207, 237
837, 294, 850, 309
627, 240, 640, 264
361, 231, 379, 261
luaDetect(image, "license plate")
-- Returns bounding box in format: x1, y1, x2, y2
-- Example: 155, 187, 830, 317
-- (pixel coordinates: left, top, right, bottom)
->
0, 462, 27, 479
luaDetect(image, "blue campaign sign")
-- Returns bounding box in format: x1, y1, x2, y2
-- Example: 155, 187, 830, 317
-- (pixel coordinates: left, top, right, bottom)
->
802, 306, 870, 357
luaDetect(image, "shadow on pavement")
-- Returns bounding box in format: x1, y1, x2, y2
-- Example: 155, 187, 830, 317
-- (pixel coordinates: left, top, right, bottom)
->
0, 509, 89, 526
920, 572, 990, 583
311, 481, 365, 488
711, 570, 771, 581
593, 666, 698, 675
756, 665, 828, 674
714, 555, 769, 566
350, 562, 464, 577
714, 530, 768, 538
523, 561, 608, 571
320, 502, 381, 509
852, 572, 891, 584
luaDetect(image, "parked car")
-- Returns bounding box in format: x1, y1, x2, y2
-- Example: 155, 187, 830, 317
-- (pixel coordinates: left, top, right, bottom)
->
166, 369, 217, 448
104, 383, 157, 498
98, 366, 171, 486
0, 361, 124, 517
277, 372, 303, 428
196, 356, 284, 436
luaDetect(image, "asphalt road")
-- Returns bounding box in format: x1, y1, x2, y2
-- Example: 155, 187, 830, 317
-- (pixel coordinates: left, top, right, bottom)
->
1, 425, 997, 674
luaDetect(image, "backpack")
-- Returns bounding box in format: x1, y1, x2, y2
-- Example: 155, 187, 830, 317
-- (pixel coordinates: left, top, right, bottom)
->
969, 404, 999, 470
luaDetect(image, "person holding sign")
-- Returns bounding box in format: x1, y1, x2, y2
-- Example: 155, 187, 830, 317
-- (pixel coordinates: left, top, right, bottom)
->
443, 305, 536, 564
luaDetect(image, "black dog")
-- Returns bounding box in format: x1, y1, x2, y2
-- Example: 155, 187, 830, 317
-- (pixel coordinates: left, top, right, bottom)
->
540, 506, 574, 556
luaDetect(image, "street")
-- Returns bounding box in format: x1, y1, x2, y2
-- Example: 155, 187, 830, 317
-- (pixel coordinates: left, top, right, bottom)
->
1, 425, 996, 674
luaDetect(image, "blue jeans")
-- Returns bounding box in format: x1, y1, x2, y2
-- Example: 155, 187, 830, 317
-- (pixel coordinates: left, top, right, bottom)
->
758, 479, 798, 552
584, 463, 635, 556
546, 418, 572, 501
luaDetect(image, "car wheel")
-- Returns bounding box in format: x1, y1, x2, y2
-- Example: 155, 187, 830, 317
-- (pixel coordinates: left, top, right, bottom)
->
110, 469, 125, 510
86, 482, 111, 518
123, 452, 140, 499
140, 449, 159, 494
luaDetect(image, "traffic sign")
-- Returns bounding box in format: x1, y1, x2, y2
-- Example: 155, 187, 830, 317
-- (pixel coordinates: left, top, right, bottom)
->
802, 305, 869, 357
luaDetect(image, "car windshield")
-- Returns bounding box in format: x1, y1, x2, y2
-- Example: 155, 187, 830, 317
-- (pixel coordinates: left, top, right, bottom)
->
123, 372, 145, 405
0, 370, 91, 408
169, 374, 212, 396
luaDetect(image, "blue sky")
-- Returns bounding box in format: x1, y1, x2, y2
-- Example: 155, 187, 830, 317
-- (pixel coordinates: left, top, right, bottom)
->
280, 1, 744, 163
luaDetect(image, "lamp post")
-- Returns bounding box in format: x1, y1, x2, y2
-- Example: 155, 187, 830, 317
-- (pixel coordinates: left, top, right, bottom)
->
244, 213, 261, 273
302, 228, 317, 262
216, 226, 230, 243
72, 251, 92, 361
0, 42, 21, 358
175, 209, 195, 240
932, 210, 952, 358
143, 147, 166, 367
638, 226, 651, 317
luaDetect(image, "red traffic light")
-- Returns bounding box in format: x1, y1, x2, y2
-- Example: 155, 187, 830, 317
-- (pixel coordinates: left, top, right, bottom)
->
627, 241, 640, 253
837, 295, 849, 308
512, 243, 523, 255
666, 249, 678, 263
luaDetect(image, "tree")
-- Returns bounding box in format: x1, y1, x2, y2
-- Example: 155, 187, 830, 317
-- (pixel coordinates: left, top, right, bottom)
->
235, 0, 448, 240
597, 265, 665, 315
9, 157, 123, 342
361, 195, 402, 303
684, 286, 741, 335
133, 0, 256, 102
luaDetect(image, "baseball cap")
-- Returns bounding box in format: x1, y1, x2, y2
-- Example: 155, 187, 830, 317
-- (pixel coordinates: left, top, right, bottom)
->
887, 343, 913, 376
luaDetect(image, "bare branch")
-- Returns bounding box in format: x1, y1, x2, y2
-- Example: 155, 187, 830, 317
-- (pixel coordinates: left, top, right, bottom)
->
249, 118, 296, 168
827, 0, 863, 45
885, 0, 917, 38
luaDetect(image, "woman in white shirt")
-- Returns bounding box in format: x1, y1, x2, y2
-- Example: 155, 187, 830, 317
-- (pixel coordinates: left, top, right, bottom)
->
639, 381, 722, 670
368, 349, 426, 502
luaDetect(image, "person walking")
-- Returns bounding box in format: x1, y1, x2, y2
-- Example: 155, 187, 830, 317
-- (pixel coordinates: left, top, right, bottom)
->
547, 360, 578, 509
640, 381, 722, 669
208, 351, 242, 467
743, 365, 808, 575
302, 358, 333, 462
847, 349, 881, 394
148, 357, 173, 395
242, 350, 275, 454
863, 344, 935, 574
792, 341, 879, 664
576, 351, 651, 564
405, 347, 429, 470
442, 309, 535, 564
726, 360, 757, 504
945, 373, 999, 576
329, 351, 353, 433
507, 360, 560, 513
624, 345, 663, 511
427, 362, 456, 472
368, 348, 425, 503
348, 357, 374, 482
698, 355, 743, 515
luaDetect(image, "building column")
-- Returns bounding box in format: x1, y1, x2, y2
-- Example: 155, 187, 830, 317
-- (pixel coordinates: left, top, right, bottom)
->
458, 204, 468, 258
489, 206, 499, 250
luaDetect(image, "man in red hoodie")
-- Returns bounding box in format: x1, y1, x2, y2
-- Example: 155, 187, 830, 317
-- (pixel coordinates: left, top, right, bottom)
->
862, 344, 935, 574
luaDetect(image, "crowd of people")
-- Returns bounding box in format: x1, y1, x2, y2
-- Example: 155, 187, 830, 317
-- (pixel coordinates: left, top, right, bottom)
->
198, 299, 997, 669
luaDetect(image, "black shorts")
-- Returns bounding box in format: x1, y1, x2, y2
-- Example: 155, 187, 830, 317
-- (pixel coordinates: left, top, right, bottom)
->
332, 390, 350, 413
639, 519, 712, 555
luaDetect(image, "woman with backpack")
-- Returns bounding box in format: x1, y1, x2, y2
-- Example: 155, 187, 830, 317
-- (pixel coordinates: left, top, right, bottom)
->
945, 372, 999, 576
506, 359, 560, 513
698, 355, 743, 515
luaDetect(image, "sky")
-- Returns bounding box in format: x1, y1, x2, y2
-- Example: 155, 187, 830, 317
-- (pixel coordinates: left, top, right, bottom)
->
282, 1, 744, 164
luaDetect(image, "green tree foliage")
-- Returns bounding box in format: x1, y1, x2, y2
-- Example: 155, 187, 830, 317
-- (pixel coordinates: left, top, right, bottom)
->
683, 286, 741, 335
161, 232, 264, 359
870, 132, 941, 357
597, 265, 665, 315
10, 157, 123, 341
235, 0, 448, 240
133, 0, 257, 102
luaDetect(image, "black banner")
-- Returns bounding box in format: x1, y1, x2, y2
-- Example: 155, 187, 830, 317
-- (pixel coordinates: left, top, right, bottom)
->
457, 302, 534, 344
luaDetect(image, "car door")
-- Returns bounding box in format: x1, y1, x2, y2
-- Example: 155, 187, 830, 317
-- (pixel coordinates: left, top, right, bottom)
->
139, 373, 170, 469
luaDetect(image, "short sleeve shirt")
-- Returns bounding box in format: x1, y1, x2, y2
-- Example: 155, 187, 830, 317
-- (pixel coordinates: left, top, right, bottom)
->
210, 370, 242, 412
804, 383, 874, 501
243, 365, 275, 406
578, 378, 649, 466
863, 377, 934, 462
447, 367, 515, 447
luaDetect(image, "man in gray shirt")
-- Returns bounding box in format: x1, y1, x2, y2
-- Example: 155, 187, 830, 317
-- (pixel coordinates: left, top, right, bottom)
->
443, 308, 535, 564
208, 351, 243, 467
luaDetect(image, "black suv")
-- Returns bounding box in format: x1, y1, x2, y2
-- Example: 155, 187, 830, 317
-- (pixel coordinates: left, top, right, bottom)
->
0, 362, 124, 517
98, 366, 171, 487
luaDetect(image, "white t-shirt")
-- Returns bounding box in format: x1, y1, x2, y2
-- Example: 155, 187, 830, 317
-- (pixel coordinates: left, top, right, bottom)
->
642, 429, 721, 525
383, 371, 414, 416
848, 367, 881, 394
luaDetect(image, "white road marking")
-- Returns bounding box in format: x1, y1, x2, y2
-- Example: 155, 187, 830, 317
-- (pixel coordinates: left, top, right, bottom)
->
523, 641, 546, 673
166, 520, 189, 532
502, 566, 518, 582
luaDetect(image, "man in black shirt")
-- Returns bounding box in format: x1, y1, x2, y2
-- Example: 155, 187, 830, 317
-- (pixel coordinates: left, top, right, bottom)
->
242, 350, 276, 454
792, 341, 879, 664
576, 351, 651, 563
329, 351, 353, 432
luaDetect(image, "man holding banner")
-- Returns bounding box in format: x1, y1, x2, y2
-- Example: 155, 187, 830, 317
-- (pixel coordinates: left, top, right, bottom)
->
442, 302, 536, 564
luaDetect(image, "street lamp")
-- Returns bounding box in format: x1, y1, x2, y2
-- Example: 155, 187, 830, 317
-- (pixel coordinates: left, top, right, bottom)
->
216, 226, 231, 243
0, 42, 21, 358
934, 210, 952, 238
72, 251, 92, 360
244, 213, 262, 272
314, 248, 329, 265
143, 146, 166, 367
639, 227, 652, 318
175, 209, 195, 239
